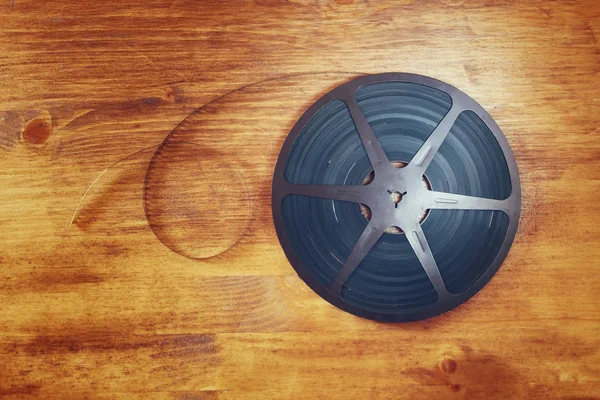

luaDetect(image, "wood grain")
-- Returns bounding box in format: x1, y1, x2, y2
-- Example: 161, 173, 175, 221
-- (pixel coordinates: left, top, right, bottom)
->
1, 0, 600, 398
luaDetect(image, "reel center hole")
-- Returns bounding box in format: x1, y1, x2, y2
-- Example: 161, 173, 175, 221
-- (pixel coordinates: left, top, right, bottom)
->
390, 190, 403, 204
359, 160, 432, 234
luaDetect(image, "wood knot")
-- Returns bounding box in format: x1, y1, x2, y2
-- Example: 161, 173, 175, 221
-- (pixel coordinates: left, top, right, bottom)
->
23, 114, 52, 145
448, 383, 462, 392
439, 356, 458, 375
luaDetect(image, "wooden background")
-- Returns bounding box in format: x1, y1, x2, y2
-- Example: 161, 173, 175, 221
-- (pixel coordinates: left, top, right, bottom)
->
1, 0, 599, 398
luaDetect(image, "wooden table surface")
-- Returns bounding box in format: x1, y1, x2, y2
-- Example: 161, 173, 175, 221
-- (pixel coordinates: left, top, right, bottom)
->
1, 0, 599, 398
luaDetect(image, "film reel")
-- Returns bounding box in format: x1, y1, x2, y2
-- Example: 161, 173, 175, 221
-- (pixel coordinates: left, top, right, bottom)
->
272, 73, 520, 322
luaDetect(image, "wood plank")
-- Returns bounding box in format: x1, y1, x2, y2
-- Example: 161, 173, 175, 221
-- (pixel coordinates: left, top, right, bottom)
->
1, 0, 599, 398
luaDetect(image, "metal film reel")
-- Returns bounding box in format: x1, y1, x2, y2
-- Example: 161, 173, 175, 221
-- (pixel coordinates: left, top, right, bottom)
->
272, 73, 520, 322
